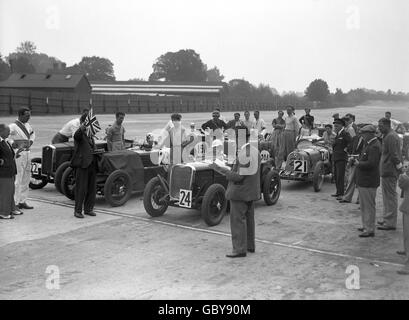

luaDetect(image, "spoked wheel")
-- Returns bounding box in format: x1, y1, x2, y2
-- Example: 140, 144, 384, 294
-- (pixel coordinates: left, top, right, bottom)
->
61, 167, 76, 200
55, 161, 70, 194
104, 170, 132, 207
313, 161, 325, 192
29, 158, 48, 189
263, 170, 281, 205
143, 177, 169, 217
201, 184, 227, 226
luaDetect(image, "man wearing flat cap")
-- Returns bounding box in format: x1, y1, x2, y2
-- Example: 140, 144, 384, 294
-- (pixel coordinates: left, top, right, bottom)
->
331, 117, 352, 199
354, 125, 382, 237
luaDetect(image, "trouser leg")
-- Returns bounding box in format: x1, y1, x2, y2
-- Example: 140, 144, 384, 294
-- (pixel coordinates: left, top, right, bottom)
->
382, 176, 398, 228
343, 165, 356, 202
84, 162, 97, 213
359, 187, 376, 233
246, 201, 255, 251
403, 213, 409, 266
229, 200, 247, 254
74, 167, 88, 213
335, 161, 346, 195
20, 152, 31, 203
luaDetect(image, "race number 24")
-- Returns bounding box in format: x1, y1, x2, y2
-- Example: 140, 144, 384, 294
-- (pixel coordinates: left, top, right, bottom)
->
294, 160, 307, 173
179, 189, 192, 208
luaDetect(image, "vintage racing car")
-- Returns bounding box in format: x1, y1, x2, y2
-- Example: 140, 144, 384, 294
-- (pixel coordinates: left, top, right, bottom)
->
142, 147, 281, 227
278, 136, 332, 192
59, 147, 168, 207
29, 139, 134, 192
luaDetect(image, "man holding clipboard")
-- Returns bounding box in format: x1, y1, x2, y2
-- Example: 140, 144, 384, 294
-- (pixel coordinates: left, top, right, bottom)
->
8, 107, 35, 210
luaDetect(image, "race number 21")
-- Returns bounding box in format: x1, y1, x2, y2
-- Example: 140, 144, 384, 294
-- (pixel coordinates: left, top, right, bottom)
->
294, 160, 307, 173
179, 189, 192, 208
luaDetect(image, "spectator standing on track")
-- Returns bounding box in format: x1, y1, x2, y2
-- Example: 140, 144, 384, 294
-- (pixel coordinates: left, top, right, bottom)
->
354, 125, 382, 237
253, 111, 266, 137
377, 117, 403, 231
331, 118, 352, 200
243, 110, 254, 130
226, 113, 245, 130
279, 106, 300, 168
106, 112, 126, 151
299, 107, 314, 131
271, 110, 286, 168
8, 107, 35, 210
0, 124, 23, 220
397, 168, 409, 275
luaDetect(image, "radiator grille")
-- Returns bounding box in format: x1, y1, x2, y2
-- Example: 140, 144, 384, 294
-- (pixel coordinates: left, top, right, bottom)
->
41, 146, 54, 175
170, 166, 193, 199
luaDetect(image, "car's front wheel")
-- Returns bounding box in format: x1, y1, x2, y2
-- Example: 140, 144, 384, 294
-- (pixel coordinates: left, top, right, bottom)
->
55, 161, 71, 194
104, 170, 132, 207
61, 167, 76, 200
143, 177, 169, 217
263, 169, 281, 205
313, 161, 325, 192
201, 184, 227, 226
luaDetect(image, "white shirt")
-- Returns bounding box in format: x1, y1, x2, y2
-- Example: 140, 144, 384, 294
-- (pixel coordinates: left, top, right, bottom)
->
8, 121, 35, 150
253, 118, 266, 133
59, 118, 81, 138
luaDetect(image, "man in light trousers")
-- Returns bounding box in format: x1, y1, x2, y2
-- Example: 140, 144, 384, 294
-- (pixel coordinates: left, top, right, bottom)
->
354, 125, 381, 237
397, 171, 409, 275
377, 118, 403, 231
8, 106, 35, 210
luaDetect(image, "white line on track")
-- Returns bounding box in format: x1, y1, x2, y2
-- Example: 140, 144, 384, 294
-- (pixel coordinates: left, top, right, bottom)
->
30, 197, 405, 268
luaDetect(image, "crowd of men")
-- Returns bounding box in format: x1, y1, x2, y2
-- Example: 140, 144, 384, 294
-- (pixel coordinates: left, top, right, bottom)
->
0, 106, 408, 275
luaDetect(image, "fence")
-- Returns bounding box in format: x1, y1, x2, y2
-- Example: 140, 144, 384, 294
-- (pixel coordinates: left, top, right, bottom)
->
0, 88, 312, 116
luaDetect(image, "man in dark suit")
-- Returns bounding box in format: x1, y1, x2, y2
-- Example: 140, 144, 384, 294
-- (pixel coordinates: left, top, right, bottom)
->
70, 120, 97, 219
332, 118, 352, 200
201, 110, 228, 132
210, 127, 261, 258
0, 124, 22, 219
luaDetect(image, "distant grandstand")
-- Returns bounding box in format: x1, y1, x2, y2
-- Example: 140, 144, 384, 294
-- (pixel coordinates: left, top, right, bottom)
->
91, 81, 225, 97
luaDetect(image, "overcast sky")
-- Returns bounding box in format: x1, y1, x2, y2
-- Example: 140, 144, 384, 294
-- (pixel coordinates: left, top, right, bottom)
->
1, 0, 408, 93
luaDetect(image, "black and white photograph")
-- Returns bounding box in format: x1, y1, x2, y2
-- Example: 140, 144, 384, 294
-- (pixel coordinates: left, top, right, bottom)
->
1, 0, 409, 305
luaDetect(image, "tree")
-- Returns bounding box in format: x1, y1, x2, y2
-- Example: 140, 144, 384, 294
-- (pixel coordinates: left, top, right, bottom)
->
67, 56, 116, 81
334, 88, 346, 101
149, 49, 207, 82
16, 41, 37, 55
226, 79, 256, 99
9, 56, 35, 73
0, 53, 11, 80
206, 66, 224, 82
305, 79, 330, 102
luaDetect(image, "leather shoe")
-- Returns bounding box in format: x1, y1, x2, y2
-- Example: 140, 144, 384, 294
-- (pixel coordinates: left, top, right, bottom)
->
11, 209, 23, 215
74, 212, 85, 219
357, 227, 365, 232
397, 269, 409, 275
331, 194, 340, 197
18, 202, 33, 209
247, 249, 255, 253
377, 226, 396, 231
377, 220, 385, 226
84, 211, 96, 216
397, 250, 406, 256
0, 215, 14, 219
336, 196, 343, 200
226, 252, 246, 258
339, 199, 351, 203
359, 232, 374, 237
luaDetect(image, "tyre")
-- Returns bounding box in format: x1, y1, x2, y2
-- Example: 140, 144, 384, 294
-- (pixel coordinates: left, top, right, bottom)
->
55, 161, 71, 194
262, 169, 281, 205
313, 161, 325, 192
201, 184, 227, 226
29, 157, 48, 189
61, 167, 76, 200
143, 176, 169, 217
104, 169, 132, 207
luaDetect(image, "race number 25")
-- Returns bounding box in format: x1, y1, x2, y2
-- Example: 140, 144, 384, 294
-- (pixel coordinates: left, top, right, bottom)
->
294, 160, 307, 173
179, 189, 192, 208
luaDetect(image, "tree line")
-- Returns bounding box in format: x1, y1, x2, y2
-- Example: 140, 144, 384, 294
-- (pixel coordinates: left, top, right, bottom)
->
1, 41, 408, 106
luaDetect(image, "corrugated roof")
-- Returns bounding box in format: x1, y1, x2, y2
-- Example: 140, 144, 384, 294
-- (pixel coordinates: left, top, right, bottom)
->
0, 73, 90, 89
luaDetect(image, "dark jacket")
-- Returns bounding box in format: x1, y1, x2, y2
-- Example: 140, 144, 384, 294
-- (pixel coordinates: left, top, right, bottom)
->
219, 144, 261, 201
70, 127, 95, 169
0, 139, 17, 178
348, 135, 365, 155
226, 119, 245, 130
332, 129, 352, 162
299, 114, 314, 128
356, 138, 382, 188
380, 130, 402, 178
201, 119, 227, 131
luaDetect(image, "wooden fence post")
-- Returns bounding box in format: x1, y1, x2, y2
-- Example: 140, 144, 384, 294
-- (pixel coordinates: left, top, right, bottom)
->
9, 93, 12, 115
61, 97, 64, 113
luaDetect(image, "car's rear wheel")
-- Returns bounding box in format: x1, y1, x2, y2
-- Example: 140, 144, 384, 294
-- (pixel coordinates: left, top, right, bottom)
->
61, 167, 76, 200
143, 177, 169, 217
104, 170, 132, 207
29, 157, 48, 189
313, 160, 325, 192
263, 169, 281, 205
55, 161, 70, 194
201, 184, 227, 226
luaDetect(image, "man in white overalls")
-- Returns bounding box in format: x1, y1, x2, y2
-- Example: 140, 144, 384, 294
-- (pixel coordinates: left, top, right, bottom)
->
9, 107, 35, 210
